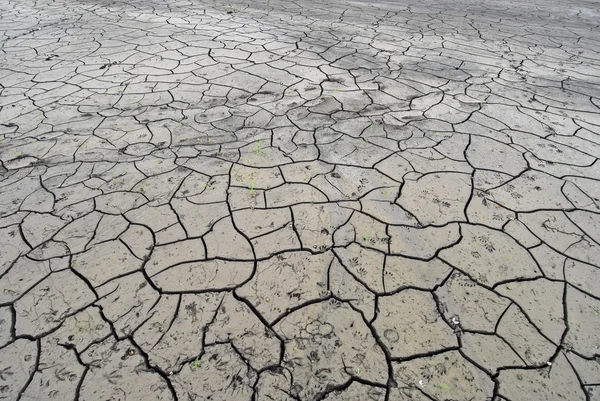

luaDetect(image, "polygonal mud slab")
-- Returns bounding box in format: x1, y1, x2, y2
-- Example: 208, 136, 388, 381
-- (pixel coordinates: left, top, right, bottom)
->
237, 251, 332, 322
436, 271, 511, 333
374, 289, 457, 358
397, 172, 471, 225
498, 352, 586, 401
274, 300, 388, 400
80, 338, 174, 401
392, 351, 494, 401
438, 224, 541, 286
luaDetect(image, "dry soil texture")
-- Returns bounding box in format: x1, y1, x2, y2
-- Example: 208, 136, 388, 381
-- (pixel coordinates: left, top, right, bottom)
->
1, 0, 600, 400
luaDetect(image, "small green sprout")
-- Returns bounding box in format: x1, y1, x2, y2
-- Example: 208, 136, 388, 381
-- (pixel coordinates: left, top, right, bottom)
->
253, 139, 263, 154
248, 181, 255, 196
192, 356, 199, 371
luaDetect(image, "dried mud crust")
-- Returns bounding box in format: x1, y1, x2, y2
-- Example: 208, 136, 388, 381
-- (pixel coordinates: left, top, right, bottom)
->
0, 0, 600, 399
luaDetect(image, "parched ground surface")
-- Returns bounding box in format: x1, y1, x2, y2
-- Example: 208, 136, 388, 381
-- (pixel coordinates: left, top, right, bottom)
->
1, 0, 600, 399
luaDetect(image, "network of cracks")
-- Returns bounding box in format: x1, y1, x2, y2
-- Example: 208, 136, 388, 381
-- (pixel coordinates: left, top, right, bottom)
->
1, 0, 600, 399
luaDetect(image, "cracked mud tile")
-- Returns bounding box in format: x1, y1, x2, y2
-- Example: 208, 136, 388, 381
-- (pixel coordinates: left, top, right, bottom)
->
374, 289, 457, 359
438, 224, 541, 286
466, 135, 528, 176
144, 238, 206, 277
496, 278, 566, 343
384, 256, 452, 291
529, 243, 566, 280
171, 342, 253, 401
360, 188, 420, 226
565, 259, 600, 298
0, 257, 50, 304
14, 270, 96, 336
20, 337, 84, 401
311, 165, 397, 201
397, 172, 472, 225
461, 332, 525, 374
265, 183, 328, 208
466, 189, 515, 229
21, 212, 67, 248
96, 272, 160, 338
237, 251, 332, 323
0, 306, 13, 347
0, 224, 30, 274
292, 203, 353, 251
400, 148, 473, 174
153, 258, 254, 292
233, 207, 292, 238
250, 223, 301, 258
338, 212, 389, 252
498, 352, 586, 401
46, 307, 111, 352
328, 256, 376, 321
322, 381, 385, 400
0, 339, 38, 400
488, 170, 574, 211
171, 198, 230, 237
205, 293, 281, 371
334, 243, 385, 293
274, 299, 388, 399
503, 218, 541, 248
520, 210, 600, 266
391, 350, 494, 401
436, 271, 511, 333
134, 293, 223, 372
387, 223, 461, 258
203, 217, 254, 260
72, 239, 144, 287
564, 286, 600, 359
80, 337, 174, 401
253, 370, 296, 401
497, 304, 556, 365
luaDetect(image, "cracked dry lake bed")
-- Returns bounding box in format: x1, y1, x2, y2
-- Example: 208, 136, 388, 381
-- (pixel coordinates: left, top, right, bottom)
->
1, 0, 600, 399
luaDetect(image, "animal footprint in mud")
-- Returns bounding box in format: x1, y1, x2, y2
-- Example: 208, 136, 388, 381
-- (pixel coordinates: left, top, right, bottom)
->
511, 192, 523, 199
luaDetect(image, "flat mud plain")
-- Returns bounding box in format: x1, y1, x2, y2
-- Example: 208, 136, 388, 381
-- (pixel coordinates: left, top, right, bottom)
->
1, 0, 600, 399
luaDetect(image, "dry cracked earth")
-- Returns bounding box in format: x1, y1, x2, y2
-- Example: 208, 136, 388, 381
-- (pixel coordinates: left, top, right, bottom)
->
1, 0, 600, 399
